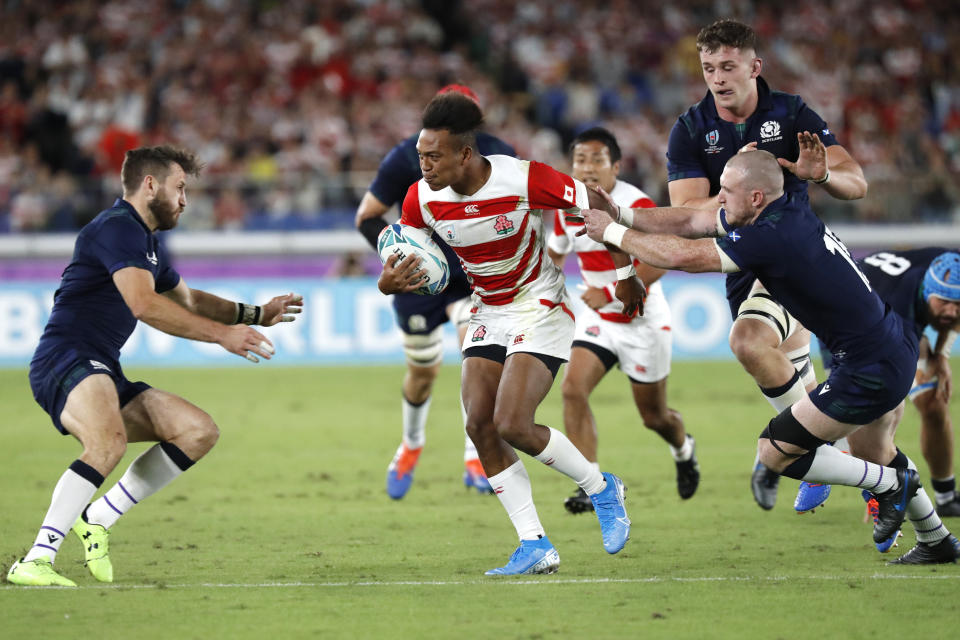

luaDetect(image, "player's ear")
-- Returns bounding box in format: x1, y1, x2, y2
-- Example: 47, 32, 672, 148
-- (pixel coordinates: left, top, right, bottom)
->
461, 145, 472, 164
751, 57, 762, 78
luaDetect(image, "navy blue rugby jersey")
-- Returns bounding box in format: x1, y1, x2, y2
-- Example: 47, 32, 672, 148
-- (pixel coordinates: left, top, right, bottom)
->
715, 192, 910, 364
858, 247, 954, 339
667, 77, 839, 313
34, 198, 181, 363
369, 131, 516, 270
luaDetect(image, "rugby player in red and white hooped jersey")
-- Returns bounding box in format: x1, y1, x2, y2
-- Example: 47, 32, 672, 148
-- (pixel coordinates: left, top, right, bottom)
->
377, 92, 644, 575
547, 127, 699, 516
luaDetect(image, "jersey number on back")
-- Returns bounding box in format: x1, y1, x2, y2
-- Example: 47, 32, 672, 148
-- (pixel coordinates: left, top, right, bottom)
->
863, 252, 911, 276
823, 226, 871, 291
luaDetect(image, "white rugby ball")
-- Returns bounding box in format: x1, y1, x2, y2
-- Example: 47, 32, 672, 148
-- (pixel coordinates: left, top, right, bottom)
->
377, 223, 450, 295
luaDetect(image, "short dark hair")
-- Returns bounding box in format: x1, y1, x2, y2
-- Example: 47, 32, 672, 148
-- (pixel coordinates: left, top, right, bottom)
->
121, 145, 203, 194
421, 93, 483, 150
696, 19, 759, 55
570, 127, 622, 163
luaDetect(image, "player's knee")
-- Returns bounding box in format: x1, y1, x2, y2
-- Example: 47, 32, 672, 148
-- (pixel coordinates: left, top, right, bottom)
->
728, 328, 770, 368
758, 408, 826, 461
560, 375, 589, 405
403, 328, 444, 369
638, 404, 671, 433
83, 431, 127, 471
182, 411, 219, 457
492, 407, 530, 442
464, 415, 494, 445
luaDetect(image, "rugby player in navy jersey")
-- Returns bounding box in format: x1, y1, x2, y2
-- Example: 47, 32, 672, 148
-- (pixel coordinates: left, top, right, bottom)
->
821, 248, 960, 518
667, 19, 867, 511
579, 149, 959, 564
6, 146, 303, 586
355, 85, 515, 499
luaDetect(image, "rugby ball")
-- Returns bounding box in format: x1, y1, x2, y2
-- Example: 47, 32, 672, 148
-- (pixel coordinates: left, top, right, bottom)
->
377, 224, 450, 295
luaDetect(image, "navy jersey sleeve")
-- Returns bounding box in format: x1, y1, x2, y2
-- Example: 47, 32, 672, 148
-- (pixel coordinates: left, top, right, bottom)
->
477, 132, 516, 158
715, 211, 780, 274
368, 139, 420, 208
154, 240, 181, 293
794, 100, 839, 147
90, 215, 156, 275
666, 116, 707, 183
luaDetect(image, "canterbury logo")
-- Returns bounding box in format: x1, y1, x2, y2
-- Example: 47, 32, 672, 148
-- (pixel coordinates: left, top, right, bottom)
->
464, 204, 480, 214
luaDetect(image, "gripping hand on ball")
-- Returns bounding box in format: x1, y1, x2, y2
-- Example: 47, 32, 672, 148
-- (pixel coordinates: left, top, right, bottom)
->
378, 253, 425, 294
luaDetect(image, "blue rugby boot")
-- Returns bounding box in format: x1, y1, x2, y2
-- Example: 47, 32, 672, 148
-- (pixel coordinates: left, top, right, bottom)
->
385, 444, 422, 500
794, 481, 832, 514
463, 459, 493, 494
590, 472, 630, 554
484, 537, 560, 575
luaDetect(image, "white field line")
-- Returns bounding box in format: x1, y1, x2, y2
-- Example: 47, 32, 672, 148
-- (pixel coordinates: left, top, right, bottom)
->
2, 573, 960, 590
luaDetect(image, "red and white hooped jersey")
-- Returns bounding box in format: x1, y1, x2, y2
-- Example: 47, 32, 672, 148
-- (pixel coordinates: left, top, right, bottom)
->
548, 179, 665, 323
401, 154, 590, 306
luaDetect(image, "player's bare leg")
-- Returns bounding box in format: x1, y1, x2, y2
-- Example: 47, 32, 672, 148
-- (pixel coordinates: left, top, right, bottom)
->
632, 377, 698, 499
559, 347, 606, 513
8, 375, 122, 585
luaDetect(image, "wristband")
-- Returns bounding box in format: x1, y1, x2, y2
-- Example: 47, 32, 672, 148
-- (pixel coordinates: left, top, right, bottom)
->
811, 168, 830, 184
615, 264, 636, 280
602, 223, 628, 248
937, 330, 958, 358
235, 302, 263, 325
618, 206, 635, 228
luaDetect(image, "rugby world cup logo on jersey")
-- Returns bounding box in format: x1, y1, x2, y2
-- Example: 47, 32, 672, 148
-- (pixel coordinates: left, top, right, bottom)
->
759, 120, 782, 142
704, 129, 723, 154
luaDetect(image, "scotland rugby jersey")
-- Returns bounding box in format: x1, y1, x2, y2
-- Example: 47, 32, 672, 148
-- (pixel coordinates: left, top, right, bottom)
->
715, 192, 912, 365
858, 247, 953, 339
371, 131, 515, 272
33, 198, 181, 363
667, 77, 839, 315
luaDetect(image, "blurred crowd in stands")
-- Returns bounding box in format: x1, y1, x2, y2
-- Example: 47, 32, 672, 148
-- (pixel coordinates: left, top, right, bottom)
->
1, 0, 959, 233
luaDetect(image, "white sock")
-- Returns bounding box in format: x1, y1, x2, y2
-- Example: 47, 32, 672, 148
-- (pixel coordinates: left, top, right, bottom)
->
533, 427, 605, 495
785, 345, 817, 388
670, 435, 694, 462
801, 445, 899, 492
402, 395, 429, 450
464, 434, 478, 462
833, 437, 850, 453
760, 370, 808, 413
903, 455, 948, 544
590, 461, 600, 474
24, 461, 103, 563
85, 444, 187, 530
487, 460, 545, 540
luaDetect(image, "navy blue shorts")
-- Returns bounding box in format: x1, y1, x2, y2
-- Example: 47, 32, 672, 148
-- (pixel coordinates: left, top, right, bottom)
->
29, 348, 151, 435
810, 335, 918, 425
392, 272, 472, 335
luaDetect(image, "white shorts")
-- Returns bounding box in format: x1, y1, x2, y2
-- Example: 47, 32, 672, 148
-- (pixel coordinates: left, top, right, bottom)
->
463, 291, 575, 362
573, 287, 672, 383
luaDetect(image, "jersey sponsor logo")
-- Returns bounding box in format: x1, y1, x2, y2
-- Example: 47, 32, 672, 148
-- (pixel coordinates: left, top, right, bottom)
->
471, 325, 487, 342
512, 333, 525, 345
464, 204, 480, 214
704, 129, 724, 154
47, 533, 58, 543
586, 325, 600, 337
759, 120, 782, 142
146, 251, 158, 266
493, 214, 515, 235
89, 360, 112, 373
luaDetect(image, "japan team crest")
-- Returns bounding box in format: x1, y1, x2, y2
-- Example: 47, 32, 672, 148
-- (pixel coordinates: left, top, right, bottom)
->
494, 214, 514, 235
586, 326, 600, 337
472, 325, 487, 342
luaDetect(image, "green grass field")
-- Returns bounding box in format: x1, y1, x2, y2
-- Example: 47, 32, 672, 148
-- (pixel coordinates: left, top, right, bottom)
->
1, 361, 957, 639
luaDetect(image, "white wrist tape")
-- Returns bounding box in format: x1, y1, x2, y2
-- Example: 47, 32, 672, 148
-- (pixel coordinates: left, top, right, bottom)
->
811, 168, 831, 184
938, 330, 958, 357
618, 206, 635, 228
602, 223, 628, 248
615, 264, 636, 280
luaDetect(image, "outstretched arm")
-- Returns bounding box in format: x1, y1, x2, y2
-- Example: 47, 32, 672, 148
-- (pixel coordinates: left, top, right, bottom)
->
777, 133, 867, 201
115, 268, 276, 362
355, 191, 392, 250
164, 281, 303, 327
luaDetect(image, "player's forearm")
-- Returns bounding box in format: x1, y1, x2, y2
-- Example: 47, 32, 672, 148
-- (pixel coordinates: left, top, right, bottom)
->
604, 225, 720, 273
187, 289, 243, 324
619, 205, 718, 239
134, 293, 226, 344
818, 160, 867, 200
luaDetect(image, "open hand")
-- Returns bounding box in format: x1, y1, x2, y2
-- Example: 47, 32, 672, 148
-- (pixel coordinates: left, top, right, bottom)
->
260, 293, 303, 326
778, 131, 828, 182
